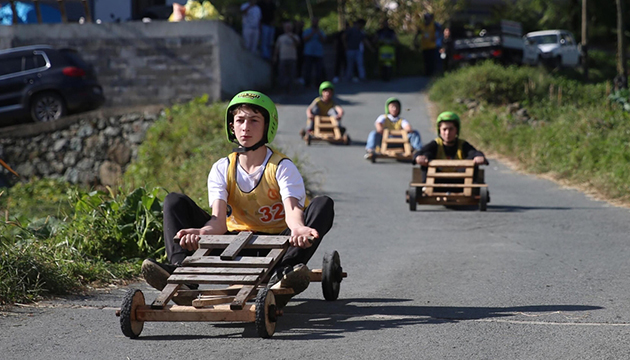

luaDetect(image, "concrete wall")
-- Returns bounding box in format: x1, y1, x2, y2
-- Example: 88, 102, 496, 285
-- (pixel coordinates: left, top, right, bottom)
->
0, 20, 271, 107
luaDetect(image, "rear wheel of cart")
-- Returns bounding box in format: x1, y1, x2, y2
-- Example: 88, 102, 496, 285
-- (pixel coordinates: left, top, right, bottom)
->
407, 187, 417, 211
479, 187, 488, 212
322, 251, 343, 301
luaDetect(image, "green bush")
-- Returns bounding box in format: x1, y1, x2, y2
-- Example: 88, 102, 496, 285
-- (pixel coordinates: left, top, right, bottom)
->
58, 187, 166, 262
431, 61, 607, 107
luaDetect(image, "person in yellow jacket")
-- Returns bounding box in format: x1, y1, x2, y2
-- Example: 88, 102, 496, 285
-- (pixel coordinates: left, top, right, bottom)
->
142, 91, 335, 308
413, 111, 488, 183
414, 13, 438, 76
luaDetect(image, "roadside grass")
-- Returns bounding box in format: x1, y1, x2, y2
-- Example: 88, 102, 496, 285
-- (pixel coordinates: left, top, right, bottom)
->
0, 94, 312, 305
429, 61, 630, 204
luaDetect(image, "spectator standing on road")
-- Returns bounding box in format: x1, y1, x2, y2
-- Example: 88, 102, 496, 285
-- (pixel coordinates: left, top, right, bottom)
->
240, 0, 262, 54
258, 0, 276, 60
302, 17, 326, 88
414, 13, 437, 76
274, 21, 300, 92
440, 27, 453, 72
343, 19, 373, 82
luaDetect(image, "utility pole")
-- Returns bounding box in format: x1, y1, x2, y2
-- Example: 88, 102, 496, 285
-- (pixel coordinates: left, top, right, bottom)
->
81, 0, 92, 23
581, 0, 588, 81
338, 0, 346, 31
9, 0, 17, 24
616, 0, 627, 88
34, 0, 42, 24
57, 0, 68, 23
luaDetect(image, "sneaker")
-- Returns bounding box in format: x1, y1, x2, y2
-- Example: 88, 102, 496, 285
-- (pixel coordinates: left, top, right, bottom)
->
142, 258, 177, 291
268, 264, 311, 308
364, 151, 374, 160
299, 129, 306, 138
141, 258, 199, 293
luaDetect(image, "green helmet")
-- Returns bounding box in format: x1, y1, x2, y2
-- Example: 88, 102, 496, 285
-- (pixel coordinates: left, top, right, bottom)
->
319, 81, 335, 96
436, 111, 460, 134
385, 97, 401, 114
225, 91, 278, 144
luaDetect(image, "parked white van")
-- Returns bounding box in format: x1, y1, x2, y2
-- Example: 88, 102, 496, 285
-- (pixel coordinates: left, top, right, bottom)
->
523, 30, 581, 67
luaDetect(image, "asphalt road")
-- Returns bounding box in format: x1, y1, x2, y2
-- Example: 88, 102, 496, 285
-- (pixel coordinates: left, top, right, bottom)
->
3, 77, 630, 359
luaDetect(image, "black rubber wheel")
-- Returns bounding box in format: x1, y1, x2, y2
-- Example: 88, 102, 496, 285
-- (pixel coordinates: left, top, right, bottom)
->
343, 134, 351, 145
306, 135, 312, 146
370, 153, 376, 163
408, 187, 417, 211
120, 289, 145, 339
322, 251, 342, 301
479, 187, 488, 212
255, 287, 277, 338
30, 92, 66, 122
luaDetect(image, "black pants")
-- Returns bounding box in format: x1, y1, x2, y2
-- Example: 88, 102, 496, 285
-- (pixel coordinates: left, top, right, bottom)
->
163, 193, 335, 269
422, 49, 437, 76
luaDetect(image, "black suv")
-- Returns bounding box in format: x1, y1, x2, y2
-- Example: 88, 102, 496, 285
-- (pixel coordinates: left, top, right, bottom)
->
0, 45, 105, 126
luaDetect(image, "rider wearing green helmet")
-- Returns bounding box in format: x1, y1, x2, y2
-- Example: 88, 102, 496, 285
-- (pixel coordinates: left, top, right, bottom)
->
142, 90, 336, 309
303, 81, 345, 136
413, 110, 487, 172
225, 90, 278, 152
364, 97, 423, 159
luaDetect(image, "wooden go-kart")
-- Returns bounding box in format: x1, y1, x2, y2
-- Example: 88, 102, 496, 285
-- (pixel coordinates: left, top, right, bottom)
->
303, 115, 350, 145
116, 232, 346, 339
368, 129, 413, 163
406, 160, 490, 211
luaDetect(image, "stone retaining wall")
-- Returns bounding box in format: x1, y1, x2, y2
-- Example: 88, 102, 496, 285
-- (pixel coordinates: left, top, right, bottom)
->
0, 109, 162, 187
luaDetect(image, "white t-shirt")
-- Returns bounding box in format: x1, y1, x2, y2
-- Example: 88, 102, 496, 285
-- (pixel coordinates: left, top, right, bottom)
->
375, 113, 410, 129
240, 2, 262, 29
276, 33, 299, 60
208, 148, 306, 208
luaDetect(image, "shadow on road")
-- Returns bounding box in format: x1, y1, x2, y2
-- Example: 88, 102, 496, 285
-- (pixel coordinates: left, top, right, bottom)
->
411, 205, 591, 213
266, 298, 603, 339
486, 205, 594, 213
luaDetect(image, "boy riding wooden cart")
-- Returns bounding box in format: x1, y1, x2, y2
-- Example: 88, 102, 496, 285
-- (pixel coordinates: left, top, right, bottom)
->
117, 232, 346, 338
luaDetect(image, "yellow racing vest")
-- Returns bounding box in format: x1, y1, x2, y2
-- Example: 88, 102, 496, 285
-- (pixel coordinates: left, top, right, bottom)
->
435, 137, 464, 160
382, 115, 403, 130
435, 138, 465, 173
226, 150, 302, 234
315, 97, 335, 115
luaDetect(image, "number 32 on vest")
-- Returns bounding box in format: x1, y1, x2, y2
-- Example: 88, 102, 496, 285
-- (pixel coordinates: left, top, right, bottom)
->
258, 203, 285, 222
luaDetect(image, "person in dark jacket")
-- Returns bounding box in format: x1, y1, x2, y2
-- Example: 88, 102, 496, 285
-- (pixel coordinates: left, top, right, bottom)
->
413, 111, 488, 184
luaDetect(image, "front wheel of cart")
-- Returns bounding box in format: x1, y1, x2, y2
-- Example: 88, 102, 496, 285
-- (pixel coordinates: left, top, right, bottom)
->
479, 187, 488, 212
322, 251, 343, 301
120, 289, 145, 339
255, 287, 277, 338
